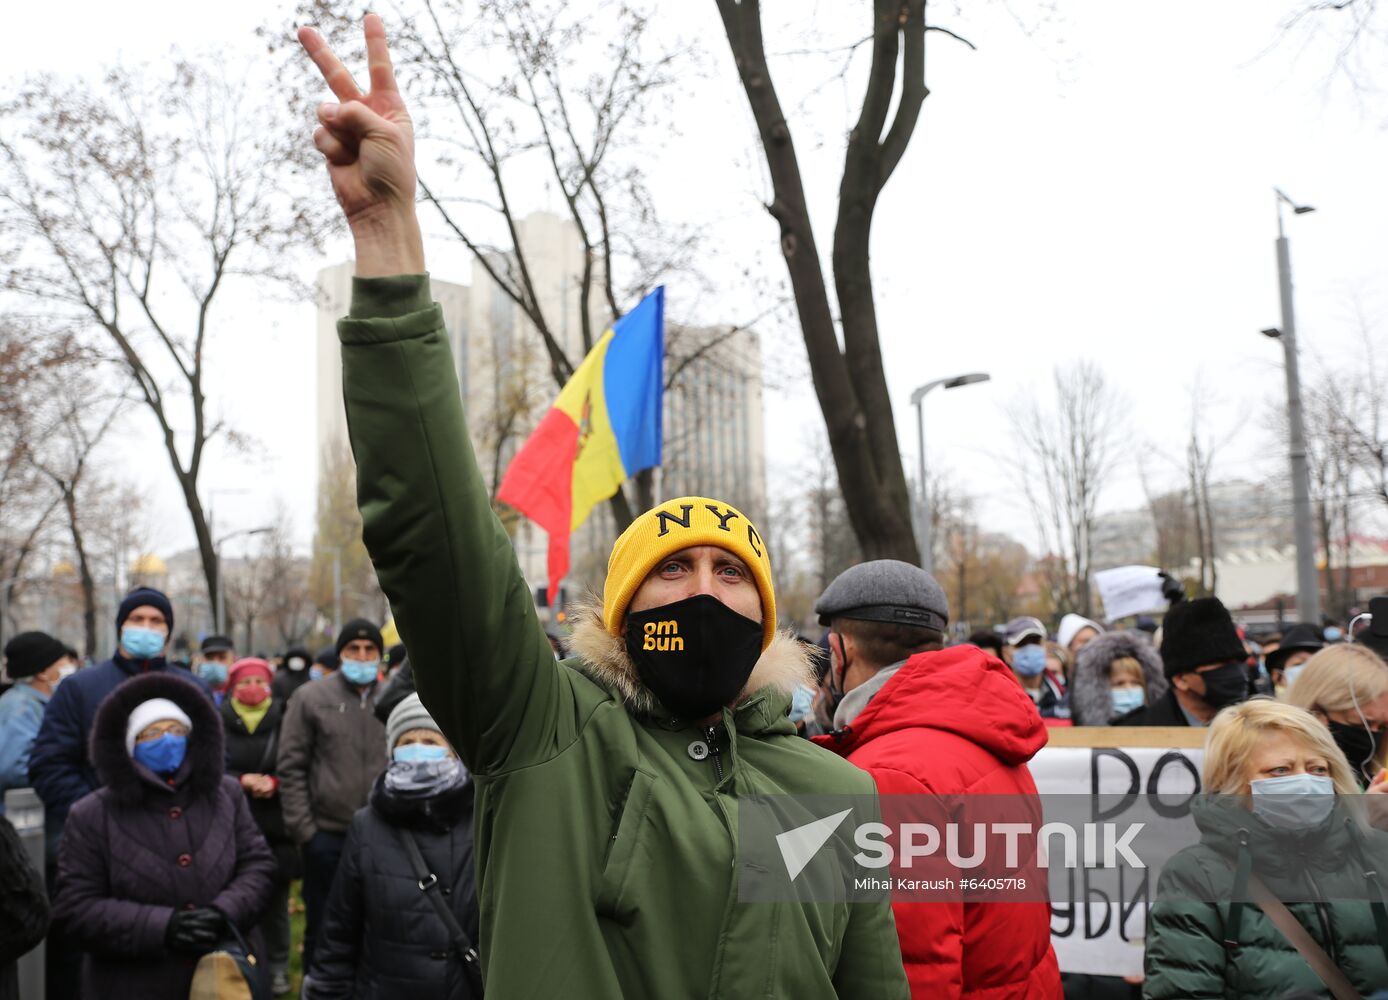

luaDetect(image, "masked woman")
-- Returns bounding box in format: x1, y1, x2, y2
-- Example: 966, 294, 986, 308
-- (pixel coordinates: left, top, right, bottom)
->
222, 657, 299, 995
1284, 643, 1388, 789
52, 672, 275, 999
1144, 698, 1388, 998
306, 693, 478, 999
1070, 630, 1167, 726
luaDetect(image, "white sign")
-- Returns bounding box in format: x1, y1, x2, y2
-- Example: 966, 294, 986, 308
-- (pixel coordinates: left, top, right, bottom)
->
1032, 739, 1204, 978
1094, 565, 1168, 621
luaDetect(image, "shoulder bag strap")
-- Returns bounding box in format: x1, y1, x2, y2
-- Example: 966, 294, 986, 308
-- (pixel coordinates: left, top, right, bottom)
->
393, 826, 483, 991
256, 724, 279, 775
1247, 872, 1361, 1000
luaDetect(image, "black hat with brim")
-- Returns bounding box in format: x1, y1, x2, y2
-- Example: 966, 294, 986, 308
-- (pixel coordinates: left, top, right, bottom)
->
1265, 622, 1324, 673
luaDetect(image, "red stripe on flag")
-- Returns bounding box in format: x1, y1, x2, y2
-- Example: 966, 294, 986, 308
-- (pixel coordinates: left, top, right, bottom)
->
496, 408, 581, 600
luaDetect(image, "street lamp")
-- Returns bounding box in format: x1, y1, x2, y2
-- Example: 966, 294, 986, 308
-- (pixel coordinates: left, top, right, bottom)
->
215, 527, 271, 634
909, 372, 991, 574
1265, 187, 1320, 625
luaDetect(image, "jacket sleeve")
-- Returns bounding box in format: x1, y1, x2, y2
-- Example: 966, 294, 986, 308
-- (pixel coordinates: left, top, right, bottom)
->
834, 896, 911, 999
303, 816, 365, 999
338, 275, 574, 776
210, 782, 277, 930
27, 680, 95, 823
0, 816, 49, 965
1142, 857, 1227, 999
52, 797, 173, 959
275, 693, 317, 845
0, 694, 42, 794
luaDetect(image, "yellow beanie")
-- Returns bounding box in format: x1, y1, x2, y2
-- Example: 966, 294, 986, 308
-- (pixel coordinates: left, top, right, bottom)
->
603, 497, 776, 650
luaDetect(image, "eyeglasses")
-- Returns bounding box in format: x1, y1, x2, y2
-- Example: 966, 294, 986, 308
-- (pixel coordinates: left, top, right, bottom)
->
137, 721, 190, 742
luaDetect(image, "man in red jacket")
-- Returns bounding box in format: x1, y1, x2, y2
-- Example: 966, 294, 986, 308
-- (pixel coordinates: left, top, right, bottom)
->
812, 560, 1062, 999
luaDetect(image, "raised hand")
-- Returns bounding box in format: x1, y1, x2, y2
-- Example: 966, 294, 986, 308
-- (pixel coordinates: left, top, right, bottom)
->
299, 14, 424, 277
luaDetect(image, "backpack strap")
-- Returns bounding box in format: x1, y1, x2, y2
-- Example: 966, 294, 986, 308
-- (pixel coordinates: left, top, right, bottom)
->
1247, 872, 1362, 1000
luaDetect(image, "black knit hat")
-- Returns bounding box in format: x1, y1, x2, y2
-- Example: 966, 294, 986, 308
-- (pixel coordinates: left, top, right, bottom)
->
1358, 597, 1388, 661
1160, 597, 1247, 677
116, 586, 174, 636
3, 631, 69, 679
335, 618, 383, 657
313, 647, 340, 671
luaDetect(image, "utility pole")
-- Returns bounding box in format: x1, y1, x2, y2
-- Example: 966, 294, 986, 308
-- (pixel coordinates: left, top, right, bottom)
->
909, 373, 991, 574
1265, 188, 1321, 625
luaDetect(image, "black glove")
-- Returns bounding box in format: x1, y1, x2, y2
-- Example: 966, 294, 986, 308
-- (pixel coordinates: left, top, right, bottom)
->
165, 907, 224, 955
1158, 571, 1186, 607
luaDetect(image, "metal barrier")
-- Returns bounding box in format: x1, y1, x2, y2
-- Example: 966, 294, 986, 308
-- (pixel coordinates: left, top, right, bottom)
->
4, 788, 46, 1000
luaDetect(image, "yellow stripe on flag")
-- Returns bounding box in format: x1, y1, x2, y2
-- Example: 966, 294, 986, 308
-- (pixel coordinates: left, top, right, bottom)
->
554, 330, 627, 530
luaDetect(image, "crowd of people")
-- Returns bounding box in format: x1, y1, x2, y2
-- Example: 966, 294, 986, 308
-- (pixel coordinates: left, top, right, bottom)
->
4, 14, 1388, 999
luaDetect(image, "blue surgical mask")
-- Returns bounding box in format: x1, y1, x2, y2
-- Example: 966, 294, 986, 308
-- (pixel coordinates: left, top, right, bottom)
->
789, 684, 816, 723
197, 661, 228, 685
1250, 773, 1335, 831
1011, 644, 1048, 677
1283, 664, 1306, 689
1110, 687, 1145, 717
310, 665, 325, 681
121, 625, 166, 660
132, 733, 188, 776
340, 658, 379, 686
393, 743, 450, 763
1324, 627, 1343, 643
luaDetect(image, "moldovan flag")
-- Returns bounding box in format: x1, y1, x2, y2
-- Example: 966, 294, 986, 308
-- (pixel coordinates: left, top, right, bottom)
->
497, 287, 665, 601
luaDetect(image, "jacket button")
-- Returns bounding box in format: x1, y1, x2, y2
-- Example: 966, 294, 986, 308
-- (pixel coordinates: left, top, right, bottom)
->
177, 853, 192, 867
687, 740, 709, 761
168, 807, 182, 819
430, 951, 447, 961
440, 887, 451, 896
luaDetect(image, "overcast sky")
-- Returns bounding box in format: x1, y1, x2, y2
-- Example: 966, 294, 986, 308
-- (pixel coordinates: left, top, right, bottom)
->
6, 0, 1386, 568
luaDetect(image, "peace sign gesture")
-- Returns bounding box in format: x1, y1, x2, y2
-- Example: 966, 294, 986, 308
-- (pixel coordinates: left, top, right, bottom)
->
299, 14, 424, 276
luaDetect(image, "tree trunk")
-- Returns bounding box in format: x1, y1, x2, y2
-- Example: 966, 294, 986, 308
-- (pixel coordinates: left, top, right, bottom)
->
176, 470, 218, 626
714, 0, 923, 563
62, 490, 98, 659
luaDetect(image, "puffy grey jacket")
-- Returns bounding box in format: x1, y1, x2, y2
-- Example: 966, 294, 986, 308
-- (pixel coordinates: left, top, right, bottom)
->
276, 673, 387, 844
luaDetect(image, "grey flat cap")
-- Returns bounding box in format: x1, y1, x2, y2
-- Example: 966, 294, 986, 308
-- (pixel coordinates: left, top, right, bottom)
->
814, 559, 949, 631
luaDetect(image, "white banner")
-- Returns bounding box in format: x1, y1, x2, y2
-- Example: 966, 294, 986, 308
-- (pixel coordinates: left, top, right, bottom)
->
1094, 565, 1169, 621
1032, 735, 1205, 978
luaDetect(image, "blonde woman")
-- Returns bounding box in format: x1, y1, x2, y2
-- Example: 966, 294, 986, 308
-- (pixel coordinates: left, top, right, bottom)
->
1144, 699, 1388, 998
1285, 643, 1388, 789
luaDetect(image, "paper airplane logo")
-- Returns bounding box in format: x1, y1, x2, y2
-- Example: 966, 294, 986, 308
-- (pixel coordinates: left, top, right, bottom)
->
775, 808, 853, 881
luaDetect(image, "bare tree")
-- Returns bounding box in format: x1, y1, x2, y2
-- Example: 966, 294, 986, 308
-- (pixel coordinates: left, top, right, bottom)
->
1007, 362, 1125, 617
714, 0, 968, 563
0, 60, 324, 614
23, 349, 127, 656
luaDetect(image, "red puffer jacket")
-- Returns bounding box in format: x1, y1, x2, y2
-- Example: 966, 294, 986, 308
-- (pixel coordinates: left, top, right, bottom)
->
813, 646, 1062, 999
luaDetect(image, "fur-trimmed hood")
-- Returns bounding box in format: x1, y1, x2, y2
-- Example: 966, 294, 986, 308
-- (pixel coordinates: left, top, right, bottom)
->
90, 671, 224, 803
1072, 630, 1168, 725
565, 603, 815, 728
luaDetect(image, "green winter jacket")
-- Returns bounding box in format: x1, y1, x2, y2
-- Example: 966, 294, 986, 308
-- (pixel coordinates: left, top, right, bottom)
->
1144, 794, 1388, 998
337, 274, 909, 1000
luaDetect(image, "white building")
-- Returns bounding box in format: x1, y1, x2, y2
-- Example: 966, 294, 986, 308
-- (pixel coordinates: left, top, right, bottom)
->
315, 212, 768, 608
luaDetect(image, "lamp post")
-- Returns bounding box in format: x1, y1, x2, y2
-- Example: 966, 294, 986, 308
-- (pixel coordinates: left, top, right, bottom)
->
1263, 187, 1320, 625
909, 372, 991, 574
215, 527, 271, 635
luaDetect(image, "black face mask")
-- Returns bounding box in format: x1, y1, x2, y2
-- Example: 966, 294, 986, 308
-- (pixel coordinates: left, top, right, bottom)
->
1324, 718, 1384, 787
1197, 661, 1252, 709
625, 594, 763, 721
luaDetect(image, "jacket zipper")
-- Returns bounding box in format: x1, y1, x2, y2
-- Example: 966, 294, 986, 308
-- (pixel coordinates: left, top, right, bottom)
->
704, 725, 725, 784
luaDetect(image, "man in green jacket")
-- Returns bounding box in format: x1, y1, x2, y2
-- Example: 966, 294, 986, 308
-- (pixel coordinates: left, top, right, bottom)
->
297, 15, 908, 998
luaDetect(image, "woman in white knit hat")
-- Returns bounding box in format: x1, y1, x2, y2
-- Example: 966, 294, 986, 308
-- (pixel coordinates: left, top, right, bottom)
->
305, 693, 479, 999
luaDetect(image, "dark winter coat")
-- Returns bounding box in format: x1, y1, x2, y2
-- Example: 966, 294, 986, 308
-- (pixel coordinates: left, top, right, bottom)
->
277, 672, 388, 844
271, 666, 312, 704
1115, 688, 1192, 727
1071, 631, 1168, 726
28, 653, 210, 832
51, 672, 276, 1000
373, 659, 415, 725
813, 646, 1063, 998
1144, 795, 1388, 998
0, 815, 48, 1000
306, 768, 479, 1000
221, 696, 300, 880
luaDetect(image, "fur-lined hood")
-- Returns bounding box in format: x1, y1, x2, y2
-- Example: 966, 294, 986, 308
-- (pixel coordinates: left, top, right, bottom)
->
90, 671, 224, 803
565, 603, 815, 730
1071, 630, 1168, 725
